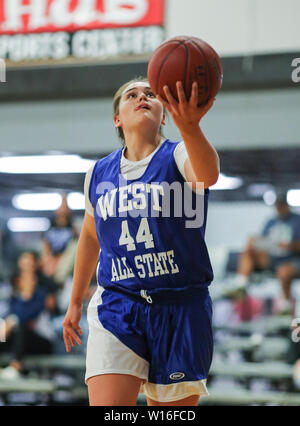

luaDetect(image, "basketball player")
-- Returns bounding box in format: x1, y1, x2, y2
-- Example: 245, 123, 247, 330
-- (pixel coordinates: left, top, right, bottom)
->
63, 77, 219, 406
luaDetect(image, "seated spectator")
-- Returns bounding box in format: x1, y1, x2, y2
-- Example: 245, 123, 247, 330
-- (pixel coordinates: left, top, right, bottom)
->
0, 251, 57, 379
18, 250, 58, 305
234, 191, 300, 314
40, 195, 78, 286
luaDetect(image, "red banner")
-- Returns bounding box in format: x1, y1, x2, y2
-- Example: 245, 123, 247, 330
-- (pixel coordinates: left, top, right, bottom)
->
0, 0, 165, 35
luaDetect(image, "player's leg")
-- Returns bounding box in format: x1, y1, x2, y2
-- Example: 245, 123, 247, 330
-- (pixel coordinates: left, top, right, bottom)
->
276, 263, 298, 300
87, 373, 143, 406
237, 237, 270, 277
85, 287, 149, 405
147, 395, 199, 406
144, 290, 212, 407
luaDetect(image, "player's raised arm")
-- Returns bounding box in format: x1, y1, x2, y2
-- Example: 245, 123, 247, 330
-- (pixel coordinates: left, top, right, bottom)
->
158, 81, 220, 189
63, 211, 100, 352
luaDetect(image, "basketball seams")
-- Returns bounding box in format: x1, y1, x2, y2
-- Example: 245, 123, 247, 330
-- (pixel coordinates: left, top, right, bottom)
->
156, 38, 193, 100
190, 40, 211, 105
182, 43, 189, 99
155, 41, 184, 95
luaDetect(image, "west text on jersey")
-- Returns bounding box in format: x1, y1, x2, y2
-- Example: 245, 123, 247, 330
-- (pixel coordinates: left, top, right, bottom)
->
96, 182, 164, 220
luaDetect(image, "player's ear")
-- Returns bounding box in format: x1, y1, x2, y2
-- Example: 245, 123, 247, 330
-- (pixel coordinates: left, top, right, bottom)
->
161, 112, 166, 126
114, 115, 122, 128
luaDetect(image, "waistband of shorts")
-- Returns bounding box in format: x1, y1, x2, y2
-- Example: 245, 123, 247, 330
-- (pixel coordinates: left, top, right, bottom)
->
99, 283, 210, 304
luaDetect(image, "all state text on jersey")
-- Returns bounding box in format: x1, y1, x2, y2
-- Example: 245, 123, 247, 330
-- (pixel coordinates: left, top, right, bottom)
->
111, 249, 180, 282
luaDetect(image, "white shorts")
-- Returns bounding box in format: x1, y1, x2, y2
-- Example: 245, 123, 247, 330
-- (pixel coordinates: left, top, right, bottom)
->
85, 286, 209, 403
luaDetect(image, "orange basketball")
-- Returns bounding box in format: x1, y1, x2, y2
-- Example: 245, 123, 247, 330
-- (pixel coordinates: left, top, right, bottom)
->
147, 36, 223, 107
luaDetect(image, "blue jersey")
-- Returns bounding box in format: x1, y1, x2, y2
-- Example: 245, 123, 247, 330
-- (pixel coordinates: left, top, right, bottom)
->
88, 139, 213, 297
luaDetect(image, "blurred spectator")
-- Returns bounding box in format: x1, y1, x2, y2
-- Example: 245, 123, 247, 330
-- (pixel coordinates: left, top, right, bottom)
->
233, 295, 264, 322
0, 225, 19, 281
234, 191, 300, 314
40, 195, 78, 286
0, 251, 57, 379
19, 251, 58, 305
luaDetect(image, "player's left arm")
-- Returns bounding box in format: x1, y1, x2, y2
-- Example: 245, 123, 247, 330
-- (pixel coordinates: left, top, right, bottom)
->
157, 81, 219, 189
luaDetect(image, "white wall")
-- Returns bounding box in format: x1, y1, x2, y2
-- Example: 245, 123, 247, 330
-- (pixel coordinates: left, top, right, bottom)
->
167, 89, 300, 150
166, 0, 300, 56
0, 98, 120, 155
206, 201, 274, 250
1, 1, 300, 155
1, 88, 299, 154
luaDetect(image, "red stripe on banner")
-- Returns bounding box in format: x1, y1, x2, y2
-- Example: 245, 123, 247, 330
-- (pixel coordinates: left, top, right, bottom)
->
0, 0, 165, 35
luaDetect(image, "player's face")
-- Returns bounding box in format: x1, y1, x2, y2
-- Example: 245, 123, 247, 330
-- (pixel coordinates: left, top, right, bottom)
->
115, 82, 165, 136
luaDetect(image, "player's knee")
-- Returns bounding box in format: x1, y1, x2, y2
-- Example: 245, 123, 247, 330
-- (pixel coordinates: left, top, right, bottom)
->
276, 264, 295, 280
88, 387, 138, 406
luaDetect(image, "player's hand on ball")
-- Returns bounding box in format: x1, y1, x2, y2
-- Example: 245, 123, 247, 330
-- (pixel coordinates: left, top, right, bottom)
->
157, 81, 214, 133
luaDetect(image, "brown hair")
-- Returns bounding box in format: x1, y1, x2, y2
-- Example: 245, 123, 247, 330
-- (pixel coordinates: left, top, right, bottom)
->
113, 76, 165, 145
